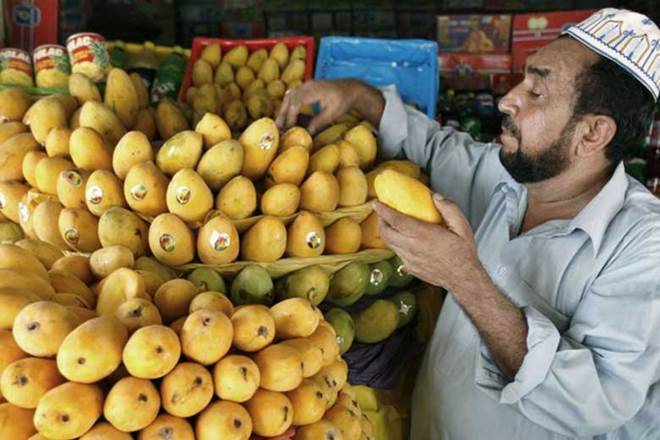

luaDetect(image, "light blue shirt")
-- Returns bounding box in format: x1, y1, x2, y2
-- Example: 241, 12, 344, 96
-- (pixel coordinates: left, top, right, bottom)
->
378, 86, 660, 440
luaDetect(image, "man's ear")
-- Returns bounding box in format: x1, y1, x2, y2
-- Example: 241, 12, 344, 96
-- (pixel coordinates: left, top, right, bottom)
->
575, 114, 617, 157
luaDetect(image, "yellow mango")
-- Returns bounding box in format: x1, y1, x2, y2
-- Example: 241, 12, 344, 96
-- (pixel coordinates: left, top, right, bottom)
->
58, 208, 101, 253
112, 130, 154, 179
224, 45, 248, 67
155, 99, 190, 140
344, 124, 377, 168
124, 161, 169, 217
325, 217, 362, 254
78, 101, 127, 145
148, 213, 195, 266
0, 132, 39, 182
197, 215, 240, 265
241, 216, 287, 262
22, 96, 68, 145
239, 117, 280, 180
85, 169, 126, 216
0, 88, 32, 122
57, 168, 91, 209
133, 107, 157, 140
214, 61, 234, 87
300, 171, 339, 213
266, 145, 309, 187
360, 211, 387, 249
281, 126, 313, 151
197, 139, 243, 191
337, 166, 368, 207
68, 72, 101, 104
0, 181, 30, 223
42, 129, 71, 162
216, 175, 257, 220
309, 144, 340, 174
98, 207, 150, 256
156, 130, 203, 176
32, 199, 69, 249
261, 183, 300, 217
35, 157, 75, 195
69, 127, 113, 171
374, 169, 442, 224
195, 112, 231, 149
104, 68, 139, 128
286, 211, 325, 258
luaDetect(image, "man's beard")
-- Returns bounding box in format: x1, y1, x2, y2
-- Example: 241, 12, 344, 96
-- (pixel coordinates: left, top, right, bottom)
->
499, 116, 575, 184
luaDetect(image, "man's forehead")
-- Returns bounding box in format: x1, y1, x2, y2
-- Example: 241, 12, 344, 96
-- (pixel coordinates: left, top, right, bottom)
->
526, 38, 598, 81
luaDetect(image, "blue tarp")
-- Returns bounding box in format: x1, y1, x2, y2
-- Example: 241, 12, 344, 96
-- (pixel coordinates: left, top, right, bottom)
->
314, 36, 439, 118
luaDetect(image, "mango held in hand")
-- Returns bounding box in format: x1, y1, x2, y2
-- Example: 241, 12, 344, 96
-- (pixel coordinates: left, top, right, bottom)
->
374, 169, 442, 224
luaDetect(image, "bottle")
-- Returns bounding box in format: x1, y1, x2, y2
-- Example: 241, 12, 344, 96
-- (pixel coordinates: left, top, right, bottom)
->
127, 41, 159, 92
151, 46, 187, 103
109, 40, 128, 69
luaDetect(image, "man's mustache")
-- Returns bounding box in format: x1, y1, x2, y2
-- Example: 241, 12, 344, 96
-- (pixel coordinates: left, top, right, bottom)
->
502, 116, 521, 139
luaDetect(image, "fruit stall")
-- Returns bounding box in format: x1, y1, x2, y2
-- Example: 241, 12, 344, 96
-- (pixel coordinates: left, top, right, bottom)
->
0, 1, 657, 440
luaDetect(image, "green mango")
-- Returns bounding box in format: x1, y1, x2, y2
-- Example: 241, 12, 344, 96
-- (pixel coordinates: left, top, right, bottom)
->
353, 299, 399, 344
326, 261, 370, 307
325, 308, 355, 354
387, 290, 417, 328
364, 260, 393, 296
135, 256, 177, 281
230, 264, 274, 306
387, 255, 414, 288
275, 265, 330, 306
187, 267, 227, 293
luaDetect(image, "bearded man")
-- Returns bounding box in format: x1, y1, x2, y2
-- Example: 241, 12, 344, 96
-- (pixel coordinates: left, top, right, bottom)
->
278, 8, 660, 439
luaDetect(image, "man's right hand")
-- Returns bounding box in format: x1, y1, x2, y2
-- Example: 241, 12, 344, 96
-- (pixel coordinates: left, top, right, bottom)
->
275, 79, 385, 135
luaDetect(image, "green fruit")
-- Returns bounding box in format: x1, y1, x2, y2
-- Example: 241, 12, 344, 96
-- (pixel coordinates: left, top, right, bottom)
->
387, 291, 417, 328
230, 264, 274, 306
364, 260, 393, 296
387, 255, 414, 288
353, 299, 399, 343
135, 256, 177, 281
0, 221, 24, 243
275, 265, 330, 306
187, 267, 227, 293
326, 261, 370, 307
325, 308, 355, 354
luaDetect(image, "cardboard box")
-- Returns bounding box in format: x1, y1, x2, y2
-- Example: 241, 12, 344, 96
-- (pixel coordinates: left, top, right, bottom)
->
4, 0, 59, 51
439, 53, 512, 77
437, 15, 511, 54
512, 10, 595, 53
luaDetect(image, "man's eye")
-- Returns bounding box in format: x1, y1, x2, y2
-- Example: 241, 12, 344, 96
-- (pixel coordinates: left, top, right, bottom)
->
528, 91, 542, 99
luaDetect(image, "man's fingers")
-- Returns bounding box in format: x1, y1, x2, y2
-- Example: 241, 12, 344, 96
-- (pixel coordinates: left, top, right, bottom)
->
285, 100, 302, 131
433, 194, 473, 240
307, 107, 336, 135
275, 90, 293, 129
373, 201, 422, 236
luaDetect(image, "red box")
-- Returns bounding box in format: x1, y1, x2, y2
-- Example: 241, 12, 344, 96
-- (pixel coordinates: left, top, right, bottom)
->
179, 36, 315, 102
4, 0, 59, 51
437, 14, 512, 54
512, 10, 595, 53
439, 53, 512, 77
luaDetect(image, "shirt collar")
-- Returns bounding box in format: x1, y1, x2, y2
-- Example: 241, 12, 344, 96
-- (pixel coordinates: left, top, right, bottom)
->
496, 161, 629, 253
567, 162, 628, 254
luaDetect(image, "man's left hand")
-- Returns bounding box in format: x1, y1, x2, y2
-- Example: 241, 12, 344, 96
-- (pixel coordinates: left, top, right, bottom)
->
374, 194, 483, 293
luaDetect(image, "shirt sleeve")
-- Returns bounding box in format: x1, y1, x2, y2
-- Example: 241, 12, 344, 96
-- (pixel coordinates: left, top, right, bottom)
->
475, 225, 660, 438
378, 85, 508, 229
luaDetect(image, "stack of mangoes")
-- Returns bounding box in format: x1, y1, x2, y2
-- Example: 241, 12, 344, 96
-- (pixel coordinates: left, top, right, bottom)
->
186, 42, 307, 130
0, 240, 376, 439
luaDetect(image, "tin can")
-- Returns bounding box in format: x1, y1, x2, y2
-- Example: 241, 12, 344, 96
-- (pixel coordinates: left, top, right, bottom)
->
33, 44, 70, 88
0, 47, 34, 86
66, 32, 110, 82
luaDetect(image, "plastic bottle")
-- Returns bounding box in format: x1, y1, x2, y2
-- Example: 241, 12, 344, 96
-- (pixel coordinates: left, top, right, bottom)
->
109, 40, 128, 69
151, 46, 186, 103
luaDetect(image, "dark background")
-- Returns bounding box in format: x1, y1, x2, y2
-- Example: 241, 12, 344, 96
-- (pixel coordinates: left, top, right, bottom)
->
60, 0, 658, 47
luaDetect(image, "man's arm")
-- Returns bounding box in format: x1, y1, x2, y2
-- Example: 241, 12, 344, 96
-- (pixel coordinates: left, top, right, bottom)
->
375, 199, 660, 437
374, 198, 528, 379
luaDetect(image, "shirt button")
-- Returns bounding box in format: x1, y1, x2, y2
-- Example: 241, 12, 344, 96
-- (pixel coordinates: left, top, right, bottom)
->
496, 266, 508, 278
